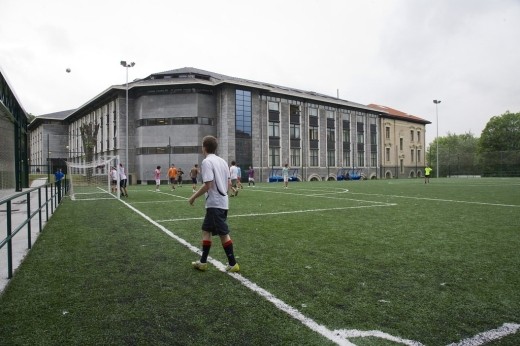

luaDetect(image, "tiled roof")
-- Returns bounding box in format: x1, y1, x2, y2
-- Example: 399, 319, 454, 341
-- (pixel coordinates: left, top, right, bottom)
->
367, 104, 431, 124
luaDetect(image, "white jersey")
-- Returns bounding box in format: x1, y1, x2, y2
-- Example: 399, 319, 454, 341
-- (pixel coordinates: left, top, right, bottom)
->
201, 154, 229, 209
229, 165, 238, 180
110, 169, 118, 180
118, 166, 127, 180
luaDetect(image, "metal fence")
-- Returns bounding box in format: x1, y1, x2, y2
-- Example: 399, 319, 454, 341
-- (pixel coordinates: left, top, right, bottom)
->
430, 149, 520, 177
0, 181, 66, 282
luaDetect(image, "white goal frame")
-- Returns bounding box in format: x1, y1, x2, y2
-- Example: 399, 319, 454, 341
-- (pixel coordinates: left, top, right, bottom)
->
65, 155, 120, 201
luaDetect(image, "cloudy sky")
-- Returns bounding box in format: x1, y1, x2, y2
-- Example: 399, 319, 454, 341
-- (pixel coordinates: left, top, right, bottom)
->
1, 0, 519, 145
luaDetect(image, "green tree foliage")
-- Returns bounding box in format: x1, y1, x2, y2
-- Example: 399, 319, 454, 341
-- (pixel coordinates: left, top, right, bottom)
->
479, 111, 520, 152
79, 122, 100, 182
427, 132, 479, 176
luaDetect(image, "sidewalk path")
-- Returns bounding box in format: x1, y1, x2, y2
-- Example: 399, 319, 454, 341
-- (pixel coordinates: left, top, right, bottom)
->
0, 178, 51, 293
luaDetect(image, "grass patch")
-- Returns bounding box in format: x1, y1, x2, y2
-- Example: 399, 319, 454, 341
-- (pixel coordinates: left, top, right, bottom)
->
1, 179, 520, 345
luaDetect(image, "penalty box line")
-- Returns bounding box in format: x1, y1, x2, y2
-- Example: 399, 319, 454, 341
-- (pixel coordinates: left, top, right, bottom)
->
156, 203, 397, 223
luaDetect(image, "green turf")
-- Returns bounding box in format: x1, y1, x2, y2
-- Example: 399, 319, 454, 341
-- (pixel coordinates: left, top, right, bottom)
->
1, 178, 519, 345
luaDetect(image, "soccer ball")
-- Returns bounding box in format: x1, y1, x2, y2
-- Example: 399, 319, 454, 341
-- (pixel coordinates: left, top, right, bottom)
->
66, 68, 71, 73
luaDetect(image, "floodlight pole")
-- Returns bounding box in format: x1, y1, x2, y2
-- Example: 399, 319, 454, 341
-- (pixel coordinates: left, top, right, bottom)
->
120, 60, 135, 174
433, 100, 441, 178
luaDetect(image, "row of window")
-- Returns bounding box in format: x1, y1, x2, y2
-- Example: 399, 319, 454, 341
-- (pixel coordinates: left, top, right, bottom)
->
136, 117, 215, 127
385, 126, 422, 143
267, 147, 375, 168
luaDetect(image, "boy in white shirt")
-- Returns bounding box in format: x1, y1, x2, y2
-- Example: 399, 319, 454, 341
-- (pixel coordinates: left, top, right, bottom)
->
188, 136, 239, 272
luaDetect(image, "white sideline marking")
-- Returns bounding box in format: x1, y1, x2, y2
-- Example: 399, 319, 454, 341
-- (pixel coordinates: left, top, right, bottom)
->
334, 329, 424, 346
118, 193, 520, 345
446, 323, 520, 346
348, 192, 520, 208
118, 198, 354, 346
156, 203, 396, 223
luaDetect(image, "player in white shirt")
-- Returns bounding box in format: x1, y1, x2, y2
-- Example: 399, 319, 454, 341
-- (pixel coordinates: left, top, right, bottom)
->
188, 136, 239, 272
229, 161, 239, 197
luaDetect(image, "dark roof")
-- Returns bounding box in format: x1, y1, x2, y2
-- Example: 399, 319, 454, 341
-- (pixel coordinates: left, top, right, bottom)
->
367, 104, 431, 125
28, 109, 75, 130
138, 67, 377, 112
37, 109, 75, 119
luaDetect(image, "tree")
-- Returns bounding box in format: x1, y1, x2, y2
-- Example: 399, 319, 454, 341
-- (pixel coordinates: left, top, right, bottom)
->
427, 132, 479, 176
479, 111, 520, 177
479, 111, 520, 152
79, 122, 99, 182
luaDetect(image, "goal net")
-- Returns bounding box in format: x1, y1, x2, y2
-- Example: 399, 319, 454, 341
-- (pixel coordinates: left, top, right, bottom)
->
66, 155, 120, 201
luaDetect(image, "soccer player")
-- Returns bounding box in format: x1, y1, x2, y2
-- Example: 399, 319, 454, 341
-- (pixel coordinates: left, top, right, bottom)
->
167, 164, 177, 190
110, 166, 118, 193
236, 164, 243, 189
190, 164, 199, 192
154, 166, 161, 191
229, 160, 239, 197
247, 166, 255, 187
282, 163, 289, 189
424, 164, 432, 184
188, 135, 239, 273
119, 163, 128, 197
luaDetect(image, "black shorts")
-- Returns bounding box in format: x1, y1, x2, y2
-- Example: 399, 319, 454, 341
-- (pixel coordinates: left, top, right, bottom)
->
120, 179, 127, 188
170, 178, 176, 184
202, 208, 230, 236
191, 177, 197, 184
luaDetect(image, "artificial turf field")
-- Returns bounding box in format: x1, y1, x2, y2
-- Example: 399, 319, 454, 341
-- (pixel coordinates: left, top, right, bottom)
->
1, 178, 519, 345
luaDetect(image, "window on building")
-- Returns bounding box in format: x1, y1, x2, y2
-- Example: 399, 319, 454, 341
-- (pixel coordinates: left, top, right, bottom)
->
269, 147, 280, 166
290, 148, 301, 166
410, 130, 414, 142
399, 138, 403, 150
371, 152, 377, 167
269, 121, 280, 137
327, 150, 335, 167
343, 151, 351, 167
411, 149, 414, 162
400, 159, 404, 173
357, 132, 364, 143
309, 149, 319, 167
309, 108, 318, 117
326, 110, 334, 119
268, 102, 279, 111
327, 128, 335, 142
290, 123, 300, 139
343, 128, 350, 143
418, 149, 421, 163
357, 152, 364, 167
386, 148, 390, 162
386, 126, 390, 139
417, 131, 421, 142
309, 126, 318, 140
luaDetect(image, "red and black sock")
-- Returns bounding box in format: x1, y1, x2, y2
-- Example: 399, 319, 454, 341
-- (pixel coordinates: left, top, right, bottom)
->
223, 240, 236, 266
200, 240, 212, 263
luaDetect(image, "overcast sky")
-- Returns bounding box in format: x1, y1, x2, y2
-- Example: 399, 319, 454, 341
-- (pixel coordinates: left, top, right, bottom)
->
1, 0, 519, 146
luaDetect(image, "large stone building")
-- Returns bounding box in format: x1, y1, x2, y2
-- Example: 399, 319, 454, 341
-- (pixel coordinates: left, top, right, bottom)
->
28, 67, 430, 183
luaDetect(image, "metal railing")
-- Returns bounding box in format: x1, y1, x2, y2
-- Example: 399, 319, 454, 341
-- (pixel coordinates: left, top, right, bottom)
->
0, 181, 66, 280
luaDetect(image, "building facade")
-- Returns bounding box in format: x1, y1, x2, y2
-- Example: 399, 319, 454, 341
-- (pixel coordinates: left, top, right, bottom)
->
29, 67, 430, 183
1, 67, 30, 191
368, 104, 431, 179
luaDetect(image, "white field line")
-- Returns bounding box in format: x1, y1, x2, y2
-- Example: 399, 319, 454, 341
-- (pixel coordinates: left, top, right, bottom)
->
446, 323, 520, 346
156, 204, 396, 223
348, 192, 520, 208
249, 187, 392, 205
118, 188, 520, 345
117, 198, 354, 346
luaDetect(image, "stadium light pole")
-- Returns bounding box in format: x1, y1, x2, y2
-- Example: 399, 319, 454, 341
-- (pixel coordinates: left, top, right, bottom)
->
120, 60, 135, 172
433, 100, 441, 178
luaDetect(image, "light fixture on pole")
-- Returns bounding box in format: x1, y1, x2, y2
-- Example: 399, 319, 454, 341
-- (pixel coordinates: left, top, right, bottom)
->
120, 60, 135, 173
433, 100, 441, 179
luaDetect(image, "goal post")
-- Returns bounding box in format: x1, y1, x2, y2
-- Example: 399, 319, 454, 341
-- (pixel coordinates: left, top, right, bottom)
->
66, 155, 120, 201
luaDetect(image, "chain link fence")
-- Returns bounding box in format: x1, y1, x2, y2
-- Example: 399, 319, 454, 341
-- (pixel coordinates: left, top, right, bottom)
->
430, 148, 520, 177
